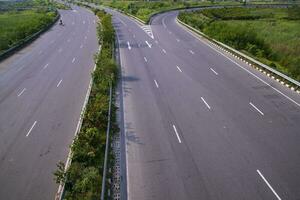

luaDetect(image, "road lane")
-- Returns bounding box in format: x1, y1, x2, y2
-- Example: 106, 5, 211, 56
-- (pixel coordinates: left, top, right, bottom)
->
105, 7, 300, 200
0, 6, 98, 200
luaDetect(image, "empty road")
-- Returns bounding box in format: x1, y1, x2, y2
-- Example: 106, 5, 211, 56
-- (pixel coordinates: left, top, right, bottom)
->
104, 7, 300, 200
0, 6, 98, 200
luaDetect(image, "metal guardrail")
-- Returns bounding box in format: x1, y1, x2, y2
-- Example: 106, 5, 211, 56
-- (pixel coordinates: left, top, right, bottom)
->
0, 9, 60, 62
176, 17, 300, 89
101, 81, 113, 200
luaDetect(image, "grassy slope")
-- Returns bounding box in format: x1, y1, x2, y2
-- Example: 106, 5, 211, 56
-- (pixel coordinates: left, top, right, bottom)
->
0, 10, 57, 53
179, 7, 300, 80
100, 1, 241, 22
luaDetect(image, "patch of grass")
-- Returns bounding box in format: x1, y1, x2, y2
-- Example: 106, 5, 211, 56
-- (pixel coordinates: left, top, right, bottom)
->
179, 7, 300, 80
0, 9, 57, 53
99, 1, 242, 22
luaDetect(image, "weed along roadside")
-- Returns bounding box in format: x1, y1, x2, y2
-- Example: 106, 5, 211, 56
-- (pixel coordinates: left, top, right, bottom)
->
178, 6, 300, 82
0, 0, 69, 60
54, 9, 118, 200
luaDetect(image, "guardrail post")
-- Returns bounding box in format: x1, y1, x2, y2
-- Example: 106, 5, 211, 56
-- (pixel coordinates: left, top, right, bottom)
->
101, 80, 113, 200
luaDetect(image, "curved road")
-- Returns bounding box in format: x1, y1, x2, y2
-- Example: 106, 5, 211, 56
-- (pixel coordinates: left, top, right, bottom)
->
102, 6, 300, 200
0, 6, 98, 200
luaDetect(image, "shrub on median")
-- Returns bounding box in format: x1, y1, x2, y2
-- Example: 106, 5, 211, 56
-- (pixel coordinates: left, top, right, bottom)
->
54, 9, 117, 200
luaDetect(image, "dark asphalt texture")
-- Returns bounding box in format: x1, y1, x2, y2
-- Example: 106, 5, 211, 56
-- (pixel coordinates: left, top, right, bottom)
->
0, 6, 98, 200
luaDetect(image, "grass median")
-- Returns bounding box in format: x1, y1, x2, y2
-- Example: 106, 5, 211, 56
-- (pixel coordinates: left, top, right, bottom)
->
54, 9, 118, 200
179, 6, 300, 81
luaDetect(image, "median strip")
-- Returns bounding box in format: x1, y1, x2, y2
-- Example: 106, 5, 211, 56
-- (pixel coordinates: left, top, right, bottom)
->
54, 9, 118, 200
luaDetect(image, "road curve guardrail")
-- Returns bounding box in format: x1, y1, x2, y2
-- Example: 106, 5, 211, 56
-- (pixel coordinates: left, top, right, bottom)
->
176, 17, 300, 91
0, 9, 60, 62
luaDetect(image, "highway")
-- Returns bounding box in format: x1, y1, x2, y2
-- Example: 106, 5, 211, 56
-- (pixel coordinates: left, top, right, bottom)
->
0, 6, 98, 200
106, 7, 300, 200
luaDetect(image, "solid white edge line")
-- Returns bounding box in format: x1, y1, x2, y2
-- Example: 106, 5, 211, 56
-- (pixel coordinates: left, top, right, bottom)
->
144, 57, 147, 62
178, 19, 300, 107
257, 170, 282, 200
162, 49, 166, 54
72, 57, 76, 63
201, 97, 211, 110
26, 121, 37, 137
154, 80, 159, 88
210, 68, 218, 75
176, 66, 182, 72
172, 125, 182, 143
18, 88, 26, 97
250, 102, 264, 116
57, 79, 62, 87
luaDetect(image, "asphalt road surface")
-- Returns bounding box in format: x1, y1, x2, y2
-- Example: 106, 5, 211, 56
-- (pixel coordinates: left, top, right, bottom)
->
104, 7, 300, 200
0, 6, 98, 200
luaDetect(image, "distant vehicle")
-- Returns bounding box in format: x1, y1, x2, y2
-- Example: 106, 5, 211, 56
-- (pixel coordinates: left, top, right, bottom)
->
59, 19, 64, 26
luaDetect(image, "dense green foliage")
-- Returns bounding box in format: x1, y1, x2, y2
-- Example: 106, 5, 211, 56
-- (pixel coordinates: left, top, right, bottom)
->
0, 0, 61, 53
54, 10, 118, 200
179, 7, 300, 80
100, 1, 241, 22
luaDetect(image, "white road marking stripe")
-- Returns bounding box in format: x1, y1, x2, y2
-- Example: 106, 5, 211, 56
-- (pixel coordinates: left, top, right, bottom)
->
145, 41, 152, 48
181, 22, 300, 107
16, 65, 24, 72
83, 20, 85, 24
162, 49, 166, 54
93, 20, 96, 24
154, 80, 159, 88
72, 57, 76, 63
210, 68, 218, 75
26, 121, 37, 137
144, 57, 147, 62
57, 79, 62, 87
176, 66, 182, 72
127, 41, 131, 50
201, 97, 211, 110
43, 63, 49, 70
18, 88, 26, 97
189, 50, 195, 54
250, 102, 264, 115
257, 170, 281, 200
117, 17, 126, 26
172, 125, 182, 143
